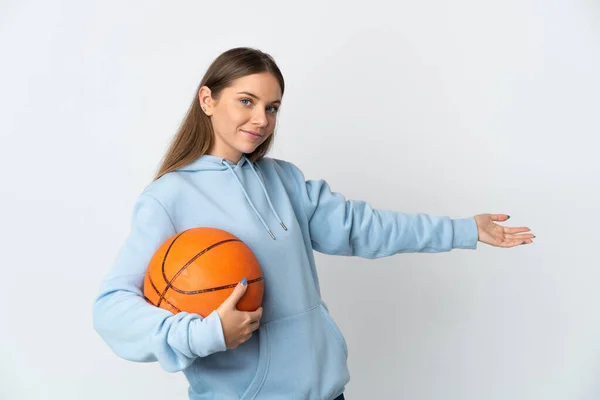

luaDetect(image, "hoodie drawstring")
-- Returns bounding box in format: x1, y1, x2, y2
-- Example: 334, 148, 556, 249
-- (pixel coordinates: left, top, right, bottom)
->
222, 157, 286, 240
246, 160, 288, 232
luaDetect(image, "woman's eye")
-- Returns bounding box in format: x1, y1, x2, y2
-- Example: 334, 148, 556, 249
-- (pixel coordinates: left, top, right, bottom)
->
241, 98, 278, 114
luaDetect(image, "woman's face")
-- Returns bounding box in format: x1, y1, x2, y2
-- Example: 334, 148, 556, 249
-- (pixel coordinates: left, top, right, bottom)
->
200, 72, 282, 163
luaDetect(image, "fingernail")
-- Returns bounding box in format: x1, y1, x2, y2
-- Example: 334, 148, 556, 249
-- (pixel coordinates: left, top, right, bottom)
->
533, 235, 536, 238
507, 215, 511, 219
241, 277, 247, 286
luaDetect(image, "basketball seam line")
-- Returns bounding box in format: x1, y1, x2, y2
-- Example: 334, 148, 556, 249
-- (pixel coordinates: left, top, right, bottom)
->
164, 238, 243, 291
156, 230, 188, 307
146, 273, 182, 313
156, 230, 254, 308
171, 276, 264, 295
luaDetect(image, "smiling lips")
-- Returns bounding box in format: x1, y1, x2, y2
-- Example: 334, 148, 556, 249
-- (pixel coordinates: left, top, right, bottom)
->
242, 130, 264, 141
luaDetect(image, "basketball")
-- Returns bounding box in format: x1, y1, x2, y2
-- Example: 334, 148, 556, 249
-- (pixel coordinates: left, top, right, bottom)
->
143, 227, 264, 318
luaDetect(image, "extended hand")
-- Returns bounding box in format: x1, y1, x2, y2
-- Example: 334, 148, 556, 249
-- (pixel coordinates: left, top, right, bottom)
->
474, 214, 535, 248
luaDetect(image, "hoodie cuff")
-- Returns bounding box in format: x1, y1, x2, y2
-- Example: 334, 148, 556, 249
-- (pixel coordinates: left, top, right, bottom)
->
189, 309, 227, 357
451, 218, 479, 249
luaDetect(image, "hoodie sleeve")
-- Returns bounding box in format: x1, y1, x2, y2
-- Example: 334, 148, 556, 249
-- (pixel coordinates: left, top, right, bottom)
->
93, 193, 227, 373
282, 162, 478, 258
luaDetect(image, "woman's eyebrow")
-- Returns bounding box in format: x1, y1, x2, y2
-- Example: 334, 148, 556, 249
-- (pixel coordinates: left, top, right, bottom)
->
236, 91, 281, 104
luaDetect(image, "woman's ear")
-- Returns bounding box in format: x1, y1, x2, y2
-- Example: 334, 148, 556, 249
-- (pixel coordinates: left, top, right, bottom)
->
198, 86, 213, 116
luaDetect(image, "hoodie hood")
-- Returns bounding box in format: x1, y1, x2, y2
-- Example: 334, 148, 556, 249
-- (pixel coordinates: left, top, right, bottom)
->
177, 154, 287, 240
177, 154, 248, 172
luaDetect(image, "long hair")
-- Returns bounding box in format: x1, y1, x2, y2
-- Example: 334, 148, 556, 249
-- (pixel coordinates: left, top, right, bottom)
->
153, 47, 285, 181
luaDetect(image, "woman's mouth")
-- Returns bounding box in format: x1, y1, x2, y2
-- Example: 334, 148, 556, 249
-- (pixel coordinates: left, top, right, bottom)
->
242, 130, 263, 141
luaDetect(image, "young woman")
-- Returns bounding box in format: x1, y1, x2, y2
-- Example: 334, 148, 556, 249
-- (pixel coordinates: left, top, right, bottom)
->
93, 47, 535, 400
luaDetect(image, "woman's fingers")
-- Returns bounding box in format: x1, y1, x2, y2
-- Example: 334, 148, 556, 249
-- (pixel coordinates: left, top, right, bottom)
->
245, 308, 262, 324
249, 320, 260, 331
501, 238, 533, 247
504, 226, 532, 234
490, 214, 510, 221
505, 233, 535, 240
243, 307, 262, 332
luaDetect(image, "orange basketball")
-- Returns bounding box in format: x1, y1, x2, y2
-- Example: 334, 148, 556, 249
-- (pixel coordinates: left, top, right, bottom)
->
143, 227, 264, 318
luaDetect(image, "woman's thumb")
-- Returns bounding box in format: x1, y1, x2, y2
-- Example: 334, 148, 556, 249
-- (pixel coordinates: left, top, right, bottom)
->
225, 277, 248, 308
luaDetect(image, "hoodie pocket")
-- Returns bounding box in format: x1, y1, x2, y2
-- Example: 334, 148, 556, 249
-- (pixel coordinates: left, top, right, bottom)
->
241, 304, 350, 400
318, 304, 348, 358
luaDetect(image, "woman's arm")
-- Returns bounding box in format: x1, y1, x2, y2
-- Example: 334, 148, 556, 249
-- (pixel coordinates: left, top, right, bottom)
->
92, 194, 227, 372
282, 161, 478, 258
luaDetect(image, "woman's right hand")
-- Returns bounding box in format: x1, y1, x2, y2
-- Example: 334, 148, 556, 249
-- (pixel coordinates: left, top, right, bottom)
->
216, 278, 263, 350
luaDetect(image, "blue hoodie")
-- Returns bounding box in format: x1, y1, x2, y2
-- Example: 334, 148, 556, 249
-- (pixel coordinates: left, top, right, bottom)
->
93, 154, 479, 400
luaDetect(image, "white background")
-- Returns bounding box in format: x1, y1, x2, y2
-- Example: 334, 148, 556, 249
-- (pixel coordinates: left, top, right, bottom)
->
1, 0, 599, 399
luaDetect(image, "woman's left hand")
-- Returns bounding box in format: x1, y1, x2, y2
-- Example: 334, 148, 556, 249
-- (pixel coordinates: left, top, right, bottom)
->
474, 214, 535, 248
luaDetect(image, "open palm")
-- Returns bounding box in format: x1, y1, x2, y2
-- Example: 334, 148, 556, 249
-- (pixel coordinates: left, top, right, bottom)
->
474, 214, 535, 248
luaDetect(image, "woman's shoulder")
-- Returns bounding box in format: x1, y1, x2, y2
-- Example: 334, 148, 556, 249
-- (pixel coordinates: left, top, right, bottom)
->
137, 170, 188, 208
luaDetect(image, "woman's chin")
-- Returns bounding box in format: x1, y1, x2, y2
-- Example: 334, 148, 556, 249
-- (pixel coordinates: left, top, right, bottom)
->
237, 143, 261, 155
